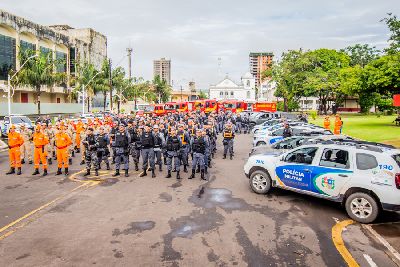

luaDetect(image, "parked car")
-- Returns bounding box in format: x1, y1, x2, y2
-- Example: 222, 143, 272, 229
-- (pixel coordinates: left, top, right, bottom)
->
244, 141, 400, 223
249, 112, 281, 127
0, 115, 33, 137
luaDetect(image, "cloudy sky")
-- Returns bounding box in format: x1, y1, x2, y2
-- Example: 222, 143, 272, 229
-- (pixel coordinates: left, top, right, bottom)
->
2, 0, 399, 89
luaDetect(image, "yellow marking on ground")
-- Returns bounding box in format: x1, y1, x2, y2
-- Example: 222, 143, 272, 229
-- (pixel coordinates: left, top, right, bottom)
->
332, 220, 360, 267
0, 183, 90, 240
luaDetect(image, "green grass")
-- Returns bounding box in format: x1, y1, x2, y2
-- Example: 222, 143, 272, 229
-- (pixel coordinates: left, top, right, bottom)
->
311, 114, 400, 147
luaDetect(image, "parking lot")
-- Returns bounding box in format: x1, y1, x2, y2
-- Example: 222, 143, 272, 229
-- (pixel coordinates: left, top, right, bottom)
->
0, 133, 399, 266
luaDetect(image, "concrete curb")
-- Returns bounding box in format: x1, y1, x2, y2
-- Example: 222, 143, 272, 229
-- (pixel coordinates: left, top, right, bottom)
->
362, 224, 400, 266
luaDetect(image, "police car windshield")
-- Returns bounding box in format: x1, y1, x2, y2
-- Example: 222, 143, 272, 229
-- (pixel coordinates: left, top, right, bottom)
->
393, 154, 400, 167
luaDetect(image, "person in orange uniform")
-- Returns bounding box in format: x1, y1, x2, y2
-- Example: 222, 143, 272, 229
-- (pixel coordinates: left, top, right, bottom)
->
75, 119, 84, 153
334, 114, 343, 135
6, 125, 24, 175
32, 125, 49, 176
55, 125, 73, 175
323, 116, 331, 131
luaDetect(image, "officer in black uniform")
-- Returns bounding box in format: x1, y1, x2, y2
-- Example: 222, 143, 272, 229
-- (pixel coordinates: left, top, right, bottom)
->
109, 123, 118, 164
127, 120, 139, 171
139, 125, 156, 178
153, 124, 165, 172
112, 124, 130, 177
82, 128, 98, 176
165, 128, 182, 179
189, 129, 207, 180
177, 124, 190, 173
223, 123, 235, 160
96, 126, 110, 171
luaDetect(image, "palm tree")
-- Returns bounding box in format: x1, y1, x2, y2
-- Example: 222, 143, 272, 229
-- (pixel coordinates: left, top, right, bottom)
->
111, 67, 126, 114
74, 61, 100, 113
15, 49, 65, 115
153, 75, 171, 103
98, 59, 111, 110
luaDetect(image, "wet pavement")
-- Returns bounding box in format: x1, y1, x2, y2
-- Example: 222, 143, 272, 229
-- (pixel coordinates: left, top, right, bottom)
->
0, 133, 399, 266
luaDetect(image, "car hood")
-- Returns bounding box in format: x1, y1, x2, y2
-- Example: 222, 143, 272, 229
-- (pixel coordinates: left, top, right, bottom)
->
249, 147, 285, 156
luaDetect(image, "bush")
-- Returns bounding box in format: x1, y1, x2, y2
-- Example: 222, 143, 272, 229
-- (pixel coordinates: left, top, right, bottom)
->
308, 110, 317, 120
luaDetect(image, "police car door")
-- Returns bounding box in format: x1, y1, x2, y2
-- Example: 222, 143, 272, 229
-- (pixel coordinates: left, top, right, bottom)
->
310, 148, 353, 198
275, 146, 319, 191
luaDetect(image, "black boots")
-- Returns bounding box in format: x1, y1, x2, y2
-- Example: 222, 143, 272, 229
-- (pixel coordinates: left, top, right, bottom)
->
106, 163, 110, 170
223, 154, 226, 159
125, 169, 129, 177
95, 169, 99, 176
72, 151, 75, 157
17, 167, 22, 175
69, 158, 72, 165
80, 160, 85, 165
56, 168, 62, 175
163, 158, 167, 165
189, 169, 195, 179
29, 160, 33, 164
6, 167, 15, 175
201, 170, 206, 180
21, 159, 25, 164
113, 169, 120, 177
152, 169, 156, 178
196, 166, 200, 173
42, 169, 48, 177
176, 171, 181, 180
166, 171, 172, 178
32, 169, 40, 175
48, 158, 52, 165
184, 165, 188, 173
139, 170, 147, 177
230, 154, 233, 160
65, 168, 69, 175
205, 167, 208, 174
84, 169, 91, 176
135, 163, 139, 171
159, 165, 162, 172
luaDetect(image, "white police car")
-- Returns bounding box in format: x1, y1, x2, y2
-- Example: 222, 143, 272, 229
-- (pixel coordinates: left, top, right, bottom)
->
244, 141, 400, 223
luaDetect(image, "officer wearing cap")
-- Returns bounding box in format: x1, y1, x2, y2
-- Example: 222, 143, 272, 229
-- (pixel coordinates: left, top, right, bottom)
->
177, 124, 191, 173
189, 128, 206, 180
139, 124, 156, 178
82, 127, 98, 176
112, 124, 130, 177
96, 126, 110, 171
153, 124, 165, 172
165, 127, 182, 179
223, 122, 235, 160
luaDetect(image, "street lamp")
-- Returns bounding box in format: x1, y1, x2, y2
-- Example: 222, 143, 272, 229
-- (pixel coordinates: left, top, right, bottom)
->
82, 71, 103, 115
6, 54, 38, 117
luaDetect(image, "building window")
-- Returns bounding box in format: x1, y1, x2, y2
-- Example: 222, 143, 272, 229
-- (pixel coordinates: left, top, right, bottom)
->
70, 47, 76, 75
21, 93, 28, 103
247, 80, 250, 87
40, 46, 52, 56
219, 91, 223, 96
20, 40, 36, 53
57, 97, 61, 103
230, 91, 234, 96
56, 51, 67, 73
247, 91, 250, 99
0, 34, 16, 80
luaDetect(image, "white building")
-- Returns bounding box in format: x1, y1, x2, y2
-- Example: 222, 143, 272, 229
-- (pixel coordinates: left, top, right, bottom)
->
258, 79, 277, 102
209, 72, 256, 102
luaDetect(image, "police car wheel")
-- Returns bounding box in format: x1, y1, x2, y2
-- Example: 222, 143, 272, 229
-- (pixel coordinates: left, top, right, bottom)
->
345, 192, 379, 224
256, 141, 266, 146
250, 170, 271, 194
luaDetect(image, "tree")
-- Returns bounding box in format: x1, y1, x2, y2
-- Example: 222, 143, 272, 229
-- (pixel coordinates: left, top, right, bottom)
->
198, 90, 208, 99
153, 75, 171, 103
73, 61, 100, 113
342, 44, 380, 67
98, 59, 111, 110
15, 49, 65, 115
382, 13, 400, 54
111, 67, 126, 114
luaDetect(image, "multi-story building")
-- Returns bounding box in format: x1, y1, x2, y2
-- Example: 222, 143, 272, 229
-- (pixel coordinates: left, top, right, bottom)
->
209, 72, 256, 102
0, 9, 107, 115
249, 52, 273, 87
153, 58, 171, 86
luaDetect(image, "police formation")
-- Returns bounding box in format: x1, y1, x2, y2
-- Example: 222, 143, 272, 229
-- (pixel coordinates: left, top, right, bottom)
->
6, 111, 250, 181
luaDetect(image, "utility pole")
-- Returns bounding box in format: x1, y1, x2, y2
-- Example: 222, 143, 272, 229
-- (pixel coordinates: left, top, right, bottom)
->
109, 59, 113, 111
127, 48, 132, 79
180, 85, 183, 101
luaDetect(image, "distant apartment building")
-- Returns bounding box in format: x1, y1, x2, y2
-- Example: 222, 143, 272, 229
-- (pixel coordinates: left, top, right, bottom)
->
249, 52, 273, 87
153, 58, 171, 85
0, 9, 107, 114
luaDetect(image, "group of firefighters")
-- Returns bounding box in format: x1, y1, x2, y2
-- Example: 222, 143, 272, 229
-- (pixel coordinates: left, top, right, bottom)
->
5, 111, 248, 180
323, 114, 343, 135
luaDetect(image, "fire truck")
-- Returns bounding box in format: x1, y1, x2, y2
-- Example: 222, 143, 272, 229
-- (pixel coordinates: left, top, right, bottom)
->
153, 104, 166, 116
204, 99, 218, 113
164, 102, 178, 114
252, 102, 277, 112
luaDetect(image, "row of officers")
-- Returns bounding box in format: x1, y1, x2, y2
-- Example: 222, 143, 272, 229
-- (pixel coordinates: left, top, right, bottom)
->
6, 120, 236, 181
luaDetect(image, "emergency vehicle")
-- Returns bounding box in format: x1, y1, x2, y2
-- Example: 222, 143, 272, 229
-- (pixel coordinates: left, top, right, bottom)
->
164, 102, 178, 114
252, 102, 277, 113
153, 104, 166, 116
244, 141, 400, 223
204, 99, 218, 113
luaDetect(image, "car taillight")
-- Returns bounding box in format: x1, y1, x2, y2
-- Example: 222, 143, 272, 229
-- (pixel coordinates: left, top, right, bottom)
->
396, 174, 400, 189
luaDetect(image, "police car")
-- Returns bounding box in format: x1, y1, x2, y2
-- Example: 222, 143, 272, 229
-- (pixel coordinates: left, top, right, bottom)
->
243, 141, 400, 223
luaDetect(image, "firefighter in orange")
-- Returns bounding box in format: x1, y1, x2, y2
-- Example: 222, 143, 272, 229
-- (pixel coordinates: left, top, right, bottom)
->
334, 114, 343, 135
55, 124, 73, 175
75, 119, 84, 153
323, 116, 331, 131
6, 125, 24, 175
32, 125, 49, 176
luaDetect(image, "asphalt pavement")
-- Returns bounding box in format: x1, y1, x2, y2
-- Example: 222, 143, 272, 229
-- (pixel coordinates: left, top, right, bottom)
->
0, 133, 399, 266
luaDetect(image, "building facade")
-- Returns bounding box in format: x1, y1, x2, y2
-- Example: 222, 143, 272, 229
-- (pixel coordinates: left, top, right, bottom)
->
209, 72, 256, 102
249, 52, 273, 87
153, 58, 171, 86
258, 79, 278, 102
0, 9, 107, 113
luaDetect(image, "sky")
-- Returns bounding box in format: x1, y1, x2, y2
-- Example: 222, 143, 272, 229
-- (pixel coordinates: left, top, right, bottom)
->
2, 0, 399, 89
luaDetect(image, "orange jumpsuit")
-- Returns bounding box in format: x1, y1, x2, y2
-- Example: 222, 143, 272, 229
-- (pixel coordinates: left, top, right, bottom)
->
33, 131, 49, 170
323, 117, 331, 130
55, 132, 72, 168
75, 122, 84, 149
334, 118, 343, 135
8, 131, 24, 168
